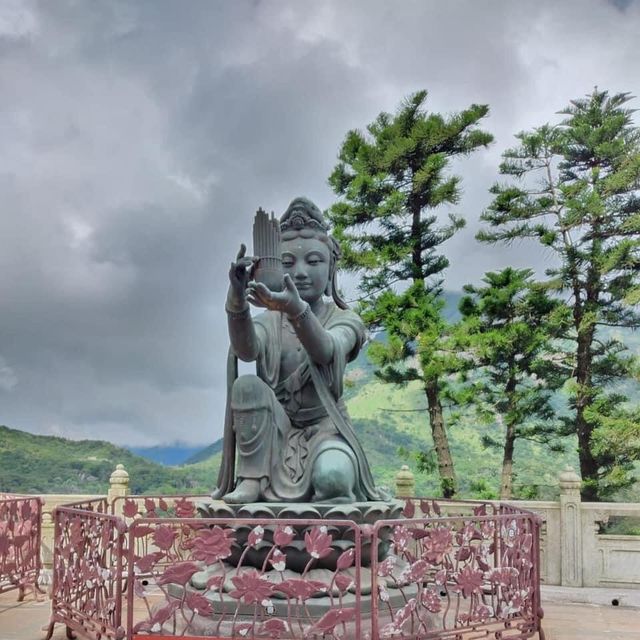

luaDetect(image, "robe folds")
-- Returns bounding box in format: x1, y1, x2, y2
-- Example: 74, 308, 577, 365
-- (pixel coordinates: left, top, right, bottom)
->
213, 302, 386, 502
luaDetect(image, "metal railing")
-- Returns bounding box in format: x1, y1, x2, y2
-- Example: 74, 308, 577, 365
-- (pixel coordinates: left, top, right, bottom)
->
0, 493, 44, 601
47, 495, 544, 640
46, 498, 126, 640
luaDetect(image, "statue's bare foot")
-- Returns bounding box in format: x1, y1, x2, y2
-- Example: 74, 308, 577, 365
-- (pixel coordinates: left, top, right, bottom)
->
223, 479, 261, 504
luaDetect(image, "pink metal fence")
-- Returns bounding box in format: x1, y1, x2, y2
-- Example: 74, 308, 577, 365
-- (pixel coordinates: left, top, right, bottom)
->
370, 500, 544, 639
46, 497, 127, 640
126, 516, 364, 639
48, 495, 545, 640
0, 493, 44, 601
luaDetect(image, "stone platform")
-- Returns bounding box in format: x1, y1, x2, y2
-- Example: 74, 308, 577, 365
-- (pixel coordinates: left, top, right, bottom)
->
196, 499, 403, 571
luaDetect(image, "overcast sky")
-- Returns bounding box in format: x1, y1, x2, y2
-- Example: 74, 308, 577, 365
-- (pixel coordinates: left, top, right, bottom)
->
1, 0, 638, 447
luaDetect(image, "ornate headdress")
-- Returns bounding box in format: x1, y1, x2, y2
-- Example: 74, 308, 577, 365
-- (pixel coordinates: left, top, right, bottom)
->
280, 197, 329, 233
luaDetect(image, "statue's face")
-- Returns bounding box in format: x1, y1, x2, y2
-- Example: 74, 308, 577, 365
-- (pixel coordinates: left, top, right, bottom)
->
281, 236, 330, 303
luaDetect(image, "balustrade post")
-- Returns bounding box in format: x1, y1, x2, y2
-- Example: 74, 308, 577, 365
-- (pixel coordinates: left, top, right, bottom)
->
395, 465, 415, 499
108, 464, 130, 512
559, 466, 583, 586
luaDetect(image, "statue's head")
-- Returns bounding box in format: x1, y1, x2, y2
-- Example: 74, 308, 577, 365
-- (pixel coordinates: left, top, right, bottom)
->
280, 197, 347, 309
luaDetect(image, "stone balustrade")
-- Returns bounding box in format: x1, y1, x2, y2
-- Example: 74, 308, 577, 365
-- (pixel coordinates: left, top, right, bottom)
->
512, 468, 640, 589
393, 464, 640, 589
26, 461, 640, 589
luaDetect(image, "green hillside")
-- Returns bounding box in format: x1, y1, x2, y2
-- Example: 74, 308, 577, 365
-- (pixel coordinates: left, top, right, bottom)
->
0, 425, 214, 495
180, 361, 583, 500
347, 378, 578, 499
179, 377, 579, 500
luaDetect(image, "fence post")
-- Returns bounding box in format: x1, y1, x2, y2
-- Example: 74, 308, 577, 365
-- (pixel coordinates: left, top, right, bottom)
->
559, 466, 583, 587
108, 464, 130, 512
395, 465, 415, 499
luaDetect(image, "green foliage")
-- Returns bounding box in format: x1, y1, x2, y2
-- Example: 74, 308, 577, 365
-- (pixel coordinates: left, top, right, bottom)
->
341, 349, 582, 500
479, 89, 640, 499
599, 516, 640, 535
586, 393, 640, 496
328, 90, 493, 496
329, 91, 492, 290
469, 479, 498, 500
454, 267, 571, 497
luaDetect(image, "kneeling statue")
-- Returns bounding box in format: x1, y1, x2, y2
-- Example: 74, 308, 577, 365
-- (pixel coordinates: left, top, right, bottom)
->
213, 197, 385, 504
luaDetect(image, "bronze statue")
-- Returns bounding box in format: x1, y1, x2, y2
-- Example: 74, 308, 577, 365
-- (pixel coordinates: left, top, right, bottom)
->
213, 197, 385, 504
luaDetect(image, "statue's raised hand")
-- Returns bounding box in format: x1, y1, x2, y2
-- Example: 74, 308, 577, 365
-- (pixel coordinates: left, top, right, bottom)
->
227, 244, 257, 310
246, 274, 305, 317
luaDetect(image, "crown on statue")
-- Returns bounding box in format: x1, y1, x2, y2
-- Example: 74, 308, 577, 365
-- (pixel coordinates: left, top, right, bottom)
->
280, 197, 329, 233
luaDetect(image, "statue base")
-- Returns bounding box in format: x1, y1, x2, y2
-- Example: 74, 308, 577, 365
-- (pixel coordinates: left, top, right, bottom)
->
196, 500, 403, 571
166, 581, 428, 637
163, 499, 436, 636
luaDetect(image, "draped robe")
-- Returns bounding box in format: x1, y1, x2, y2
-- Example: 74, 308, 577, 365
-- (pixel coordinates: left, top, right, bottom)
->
213, 302, 385, 502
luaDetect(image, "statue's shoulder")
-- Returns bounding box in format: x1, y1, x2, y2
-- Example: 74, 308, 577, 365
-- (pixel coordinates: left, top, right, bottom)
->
325, 303, 366, 360
325, 303, 365, 332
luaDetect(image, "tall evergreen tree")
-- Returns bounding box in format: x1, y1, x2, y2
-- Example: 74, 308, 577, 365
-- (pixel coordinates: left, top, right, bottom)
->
456, 268, 570, 498
479, 89, 640, 500
328, 90, 493, 497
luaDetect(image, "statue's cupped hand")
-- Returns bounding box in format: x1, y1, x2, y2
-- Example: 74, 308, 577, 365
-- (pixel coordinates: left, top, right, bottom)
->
247, 274, 305, 317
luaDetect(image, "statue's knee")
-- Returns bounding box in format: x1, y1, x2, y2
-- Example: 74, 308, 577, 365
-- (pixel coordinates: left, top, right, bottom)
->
231, 375, 273, 412
231, 374, 270, 401
231, 375, 273, 436
312, 450, 356, 502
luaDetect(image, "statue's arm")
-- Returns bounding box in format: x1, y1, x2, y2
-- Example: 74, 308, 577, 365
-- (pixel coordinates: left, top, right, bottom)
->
291, 308, 363, 366
245, 274, 363, 366
226, 245, 260, 362
246, 274, 336, 365
226, 305, 260, 362
288, 306, 339, 365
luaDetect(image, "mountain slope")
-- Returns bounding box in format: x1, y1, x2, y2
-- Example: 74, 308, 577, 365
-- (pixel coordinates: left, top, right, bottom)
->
128, 443, 204, 466
184, 439, 223, 465
0, 425, 213, 494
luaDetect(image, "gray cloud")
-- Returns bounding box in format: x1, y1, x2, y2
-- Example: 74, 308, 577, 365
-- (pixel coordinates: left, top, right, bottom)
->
1, 0, 638, 445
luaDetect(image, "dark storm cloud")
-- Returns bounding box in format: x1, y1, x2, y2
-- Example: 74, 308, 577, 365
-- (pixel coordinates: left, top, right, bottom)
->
0, 0, 638, 445
609, 0, 636, 11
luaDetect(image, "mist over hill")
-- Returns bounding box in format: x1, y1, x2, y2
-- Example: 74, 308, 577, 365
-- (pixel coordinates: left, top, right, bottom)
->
128, 443, 205, 466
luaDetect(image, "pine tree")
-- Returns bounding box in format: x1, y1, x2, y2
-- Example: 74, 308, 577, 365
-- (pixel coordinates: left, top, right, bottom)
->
328, 90, 493, 497
455, 268, 570, 498
479, 89, 640, 500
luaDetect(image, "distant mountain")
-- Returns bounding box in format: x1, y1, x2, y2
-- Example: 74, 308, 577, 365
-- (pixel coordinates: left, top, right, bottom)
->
128, 443, 206, 466
184, 439, 224, 465
0, 425, 213, 495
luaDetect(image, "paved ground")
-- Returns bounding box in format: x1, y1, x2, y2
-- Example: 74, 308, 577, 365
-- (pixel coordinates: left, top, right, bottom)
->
1, 586, 639, 639
541, 602, 639, 639
0, 589, 65, 640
